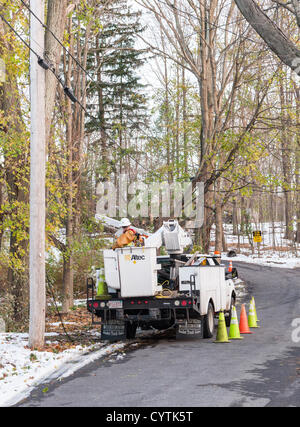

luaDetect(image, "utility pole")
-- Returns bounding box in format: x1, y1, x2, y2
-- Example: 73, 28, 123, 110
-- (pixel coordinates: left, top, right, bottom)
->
29, 0, 46, 349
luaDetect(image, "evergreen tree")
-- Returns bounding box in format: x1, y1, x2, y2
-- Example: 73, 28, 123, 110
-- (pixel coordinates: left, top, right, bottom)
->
86, 0, 149, 178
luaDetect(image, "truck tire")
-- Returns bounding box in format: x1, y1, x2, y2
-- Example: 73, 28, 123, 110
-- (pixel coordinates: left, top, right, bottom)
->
125, 322, 137, 339
203, 302, 215, 338
225, 295, 235, 327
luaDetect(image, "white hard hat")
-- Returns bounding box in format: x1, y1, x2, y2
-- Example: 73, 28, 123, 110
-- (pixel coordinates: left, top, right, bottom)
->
120, 218, 131, 227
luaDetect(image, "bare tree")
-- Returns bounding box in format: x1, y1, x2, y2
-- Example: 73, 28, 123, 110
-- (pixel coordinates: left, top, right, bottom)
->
137, 0, 276, 250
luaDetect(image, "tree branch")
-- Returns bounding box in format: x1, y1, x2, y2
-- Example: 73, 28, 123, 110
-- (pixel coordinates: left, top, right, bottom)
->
234, 0, 300, 75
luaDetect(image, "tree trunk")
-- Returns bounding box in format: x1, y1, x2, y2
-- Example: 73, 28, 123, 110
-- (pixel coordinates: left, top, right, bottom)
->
182, 67, 188, 177
45, 0, 68, 145
232, 199, 238, 235
215, 194, 223, 253
295, 87, 300, 243
279, 76, 293, 240
61, 18, 74, 313
96, 35, 108, 180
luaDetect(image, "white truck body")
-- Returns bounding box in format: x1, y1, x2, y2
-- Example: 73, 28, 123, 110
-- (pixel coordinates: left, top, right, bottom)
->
90, 219, 237, 341
103, 247, 162, 297
179, 265, 234, 314
103, 246, 235, 315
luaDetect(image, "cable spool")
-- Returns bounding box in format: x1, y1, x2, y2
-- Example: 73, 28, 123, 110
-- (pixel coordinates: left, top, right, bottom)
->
155, 289, 178, 298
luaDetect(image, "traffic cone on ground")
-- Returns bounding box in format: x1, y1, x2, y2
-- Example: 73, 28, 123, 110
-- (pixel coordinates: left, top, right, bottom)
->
248, 299, 260, 328
228, 261, 233, 273
214, 251, 221, 264
239, 304, 253, 334
251, 297, 260, 323
228, 306, 244, 340
96, 268, 111, 300
214, 311, 231, 343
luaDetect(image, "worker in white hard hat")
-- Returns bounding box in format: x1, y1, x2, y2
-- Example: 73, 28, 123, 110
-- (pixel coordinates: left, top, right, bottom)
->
112, 218, 143, 250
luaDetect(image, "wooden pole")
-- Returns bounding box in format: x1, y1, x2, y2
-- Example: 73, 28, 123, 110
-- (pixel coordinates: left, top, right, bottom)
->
29, 0, 46, 349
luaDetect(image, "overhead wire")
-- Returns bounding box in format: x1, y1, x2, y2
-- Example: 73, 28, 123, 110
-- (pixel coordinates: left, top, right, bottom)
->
1, 4, 159, 178
3, 2, 293, 186
19, 0, 96, 81
0, 9, 156, 341
2, 9, 296, 239
0, 12, 39, 59
27, 0, 164, 178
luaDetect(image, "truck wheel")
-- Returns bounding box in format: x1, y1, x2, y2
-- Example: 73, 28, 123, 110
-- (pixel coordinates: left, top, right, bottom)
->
125, 322, 137, 339
203, 302, 215, 338
225, 295, 235, 327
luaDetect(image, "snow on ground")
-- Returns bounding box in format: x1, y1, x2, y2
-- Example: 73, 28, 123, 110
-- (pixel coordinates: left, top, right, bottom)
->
221, 251, 300, 269
1, 221, 298, 407
211, 222, 300, 269
0, 332, 125, 407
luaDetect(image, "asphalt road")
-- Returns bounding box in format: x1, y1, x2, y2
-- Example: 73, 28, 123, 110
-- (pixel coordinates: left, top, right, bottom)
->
18, 262, 300, 407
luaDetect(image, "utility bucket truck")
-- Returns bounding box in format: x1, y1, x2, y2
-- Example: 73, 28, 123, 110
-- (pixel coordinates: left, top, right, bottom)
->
87, 219, 238, 341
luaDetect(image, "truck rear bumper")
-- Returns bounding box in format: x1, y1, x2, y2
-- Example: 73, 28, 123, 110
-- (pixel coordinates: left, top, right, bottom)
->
88, 295, 199, 317
87, 296, 201, 328
88, 296, 197, 310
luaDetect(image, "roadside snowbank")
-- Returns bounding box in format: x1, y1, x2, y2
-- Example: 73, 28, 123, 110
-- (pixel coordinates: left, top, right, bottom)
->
221, 252, 300, 269
0, 332, 125, 407
209, 221, 300, 269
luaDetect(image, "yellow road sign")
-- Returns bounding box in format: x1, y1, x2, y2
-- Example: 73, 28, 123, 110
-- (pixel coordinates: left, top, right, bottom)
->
253, 230, 262, 243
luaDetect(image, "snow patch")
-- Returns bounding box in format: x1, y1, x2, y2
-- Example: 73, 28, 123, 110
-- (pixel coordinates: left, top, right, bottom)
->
0, 333, 125, 407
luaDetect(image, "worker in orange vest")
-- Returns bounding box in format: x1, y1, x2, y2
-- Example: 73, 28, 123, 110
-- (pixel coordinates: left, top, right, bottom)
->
112, 218, 144, 250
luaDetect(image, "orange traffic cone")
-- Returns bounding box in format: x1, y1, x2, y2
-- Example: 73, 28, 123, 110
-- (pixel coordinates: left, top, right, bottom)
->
214, 251, 221, 265
228, 261, 233, 273
239, 304, 253, 334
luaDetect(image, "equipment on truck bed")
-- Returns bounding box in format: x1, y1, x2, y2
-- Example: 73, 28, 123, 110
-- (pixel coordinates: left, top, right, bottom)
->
87, 218, 238, 341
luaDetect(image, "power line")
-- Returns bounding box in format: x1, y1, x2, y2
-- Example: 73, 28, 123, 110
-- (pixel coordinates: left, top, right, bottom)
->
0, 12, 39, 58
0, 12, 158, 178
19, 0, 161, 177
19, 0, 95, 81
